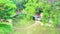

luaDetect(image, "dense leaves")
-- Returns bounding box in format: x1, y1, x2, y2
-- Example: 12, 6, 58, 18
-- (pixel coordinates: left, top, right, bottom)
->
0, 0, 16, 34
0, 22, 12, 34
12, 0, 60, 27
0, 0, 17, 19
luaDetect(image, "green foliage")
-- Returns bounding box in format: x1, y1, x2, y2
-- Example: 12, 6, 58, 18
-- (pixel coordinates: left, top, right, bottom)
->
0, 22, 12, 34
41, 1, 60, 26
11, 0, 60, 27
21, 0, 52, 24
23, 0, 60, 26
12, 0, 38, 27
0, 0, 17, 19
22, 0, 38, 20
51, 1, 60, 26
0, 0, 16, 34
12, 0, 26, 9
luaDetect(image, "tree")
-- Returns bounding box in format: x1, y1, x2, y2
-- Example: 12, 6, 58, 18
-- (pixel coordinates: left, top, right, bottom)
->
12, 0, 27, 10
0, 0, 16, 34
0, 0, 17, 20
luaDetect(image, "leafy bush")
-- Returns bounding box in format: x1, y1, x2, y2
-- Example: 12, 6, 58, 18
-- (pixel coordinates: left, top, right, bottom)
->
0, 0, 17, 34
22, 0, 60, 27
0, 0, 17, 19
12, 0, 60, 27
0, 22, 12, 34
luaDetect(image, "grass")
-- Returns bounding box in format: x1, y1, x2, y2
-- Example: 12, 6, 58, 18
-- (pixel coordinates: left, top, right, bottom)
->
13, 22, 60, 34
12, 19, 60, 34
13, 26, 60, 34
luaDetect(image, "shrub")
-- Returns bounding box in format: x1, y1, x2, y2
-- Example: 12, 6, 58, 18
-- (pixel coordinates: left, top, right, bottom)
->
0, 0, 17, 19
